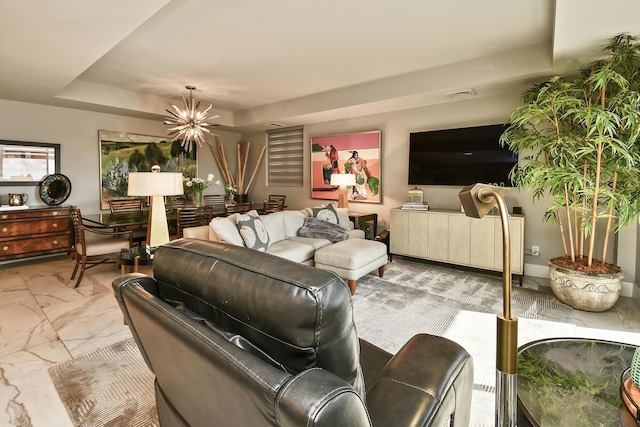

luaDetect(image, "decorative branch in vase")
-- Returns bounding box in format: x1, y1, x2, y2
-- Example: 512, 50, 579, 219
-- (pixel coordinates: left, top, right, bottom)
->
207, 135, 266, 201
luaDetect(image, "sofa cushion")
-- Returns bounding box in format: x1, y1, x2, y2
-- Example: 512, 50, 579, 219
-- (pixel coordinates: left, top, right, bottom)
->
236, 211, 270, 251
282, 210, 307, 238
259, 211, 286, 244
288, 236, 333, 251
348, 229, 366, 239
209, 214, 245, 246
336, 207, 354, 230
266, 239, 316, 263
182, 224, 209, 240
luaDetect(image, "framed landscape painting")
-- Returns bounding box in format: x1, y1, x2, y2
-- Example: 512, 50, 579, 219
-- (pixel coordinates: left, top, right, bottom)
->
310, 130, 381, 204
98, 130, 196, 210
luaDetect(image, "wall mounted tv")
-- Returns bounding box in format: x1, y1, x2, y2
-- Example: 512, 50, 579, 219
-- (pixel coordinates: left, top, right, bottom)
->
408, 123, 517, 186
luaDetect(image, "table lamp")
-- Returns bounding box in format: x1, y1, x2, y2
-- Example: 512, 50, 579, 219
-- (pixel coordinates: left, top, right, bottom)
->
330, 173, 356, 209
459, 183, 517, 427
128, 166, 183, 248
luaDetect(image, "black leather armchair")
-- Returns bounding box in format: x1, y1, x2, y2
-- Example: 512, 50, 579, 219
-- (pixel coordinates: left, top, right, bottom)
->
113, 239, 473, 427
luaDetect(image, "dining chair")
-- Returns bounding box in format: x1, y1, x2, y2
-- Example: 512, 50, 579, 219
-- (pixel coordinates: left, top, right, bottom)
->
260, 199, 285, 214
164, 195, 186, 236
176, 206, 216, 238
224, 202, 253, 215
268, 194, 286, 205
203, 194, 226, 216
109, 198, 144, 213
108, 198, 146, 243
70, 207, 132, 288
165, 195, 186, 212
203, 194, 225, 206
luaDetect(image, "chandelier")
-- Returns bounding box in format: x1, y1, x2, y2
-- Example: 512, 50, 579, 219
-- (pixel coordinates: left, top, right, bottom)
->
164, 85, 219, 152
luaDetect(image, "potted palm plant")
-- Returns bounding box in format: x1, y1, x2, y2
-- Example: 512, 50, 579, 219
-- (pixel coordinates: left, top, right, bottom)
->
500, 34, 640, 311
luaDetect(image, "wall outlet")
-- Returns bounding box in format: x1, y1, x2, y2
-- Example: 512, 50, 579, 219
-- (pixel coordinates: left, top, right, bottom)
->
531, 245, 540, 257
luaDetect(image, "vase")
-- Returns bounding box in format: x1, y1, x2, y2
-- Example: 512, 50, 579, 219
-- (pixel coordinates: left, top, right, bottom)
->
192, 192, 202, 207
548, 260, 623, 312
632, 348, 640, 389
237, 193, 249, 203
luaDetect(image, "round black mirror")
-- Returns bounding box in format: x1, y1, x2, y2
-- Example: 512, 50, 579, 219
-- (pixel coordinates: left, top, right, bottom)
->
39, 174, 71, 205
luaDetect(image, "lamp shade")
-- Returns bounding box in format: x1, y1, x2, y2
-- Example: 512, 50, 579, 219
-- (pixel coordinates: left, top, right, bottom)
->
128, 172, 184, 196
330, 173, 356, 186
459, 183, 509, 219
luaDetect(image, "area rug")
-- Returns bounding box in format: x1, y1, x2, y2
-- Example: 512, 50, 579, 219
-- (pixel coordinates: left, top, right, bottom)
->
49, 338, 158, 427
48, 258, 638, 427
353, 258, 640, 426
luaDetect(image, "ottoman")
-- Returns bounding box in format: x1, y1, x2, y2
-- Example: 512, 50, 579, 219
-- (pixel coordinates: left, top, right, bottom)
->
315, 238, 388, 295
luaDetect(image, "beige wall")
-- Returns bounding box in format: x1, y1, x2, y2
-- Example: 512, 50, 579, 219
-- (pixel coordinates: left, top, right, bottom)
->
0, 99, 240, 215
244, 93, 638, 287
0, 96, 636, 289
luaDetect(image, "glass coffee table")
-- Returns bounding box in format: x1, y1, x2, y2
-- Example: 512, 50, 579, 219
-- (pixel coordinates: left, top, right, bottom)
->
117, 245, 155, 274
517, 337, 637, 427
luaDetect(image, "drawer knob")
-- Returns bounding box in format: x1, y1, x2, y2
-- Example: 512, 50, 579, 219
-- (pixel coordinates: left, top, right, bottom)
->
53, 240, 58, 245
53, 223, 58, 228
1, 215, 6, 220
53, 212, 59, 216
2, 246, 8, 251
2, 227, 6, 233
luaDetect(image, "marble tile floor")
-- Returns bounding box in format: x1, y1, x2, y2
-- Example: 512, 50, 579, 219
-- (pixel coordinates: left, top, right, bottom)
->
0, 255, 144, 427
0, 254, 638, 427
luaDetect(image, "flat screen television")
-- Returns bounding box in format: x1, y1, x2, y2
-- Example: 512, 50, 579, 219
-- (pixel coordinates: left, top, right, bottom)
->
408, 123, 517, 186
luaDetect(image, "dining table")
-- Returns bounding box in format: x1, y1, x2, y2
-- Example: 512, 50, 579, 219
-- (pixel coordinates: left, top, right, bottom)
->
83, 211, 158, 228
83, 207, 219, 231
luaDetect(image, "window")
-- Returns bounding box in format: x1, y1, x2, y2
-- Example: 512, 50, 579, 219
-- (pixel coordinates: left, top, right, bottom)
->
266, 126, 303, 187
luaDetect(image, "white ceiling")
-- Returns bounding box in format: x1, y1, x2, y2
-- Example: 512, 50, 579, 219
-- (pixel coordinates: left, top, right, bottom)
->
2, 0, 640, 132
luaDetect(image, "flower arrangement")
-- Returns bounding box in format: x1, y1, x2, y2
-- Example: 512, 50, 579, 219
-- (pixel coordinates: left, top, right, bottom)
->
224, 182, 238, 203
184, 173, 219, 206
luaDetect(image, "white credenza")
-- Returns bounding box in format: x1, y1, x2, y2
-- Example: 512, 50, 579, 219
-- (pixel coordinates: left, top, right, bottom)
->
390, 208, 525, 275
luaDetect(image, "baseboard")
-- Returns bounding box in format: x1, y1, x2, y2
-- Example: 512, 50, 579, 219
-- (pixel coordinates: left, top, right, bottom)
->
524, 262, 636, 298
523, 263, 549, 280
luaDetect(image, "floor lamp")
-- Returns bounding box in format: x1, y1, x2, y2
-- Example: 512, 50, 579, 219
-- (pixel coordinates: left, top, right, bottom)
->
128, 167, 183, 248
330, 173, 356, 209
459, 183, 518, 427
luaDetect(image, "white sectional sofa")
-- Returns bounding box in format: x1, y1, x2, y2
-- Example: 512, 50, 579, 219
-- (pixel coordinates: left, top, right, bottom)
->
182, 203, 388, 294
182, 206, 364, 266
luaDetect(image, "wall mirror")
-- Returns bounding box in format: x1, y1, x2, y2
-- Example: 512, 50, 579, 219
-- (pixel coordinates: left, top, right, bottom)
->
0, 140, 60, 186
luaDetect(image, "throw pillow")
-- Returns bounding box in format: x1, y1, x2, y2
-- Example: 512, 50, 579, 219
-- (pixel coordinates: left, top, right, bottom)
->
235, 212, 270, 251
307, 203, 339, 224
335, 207, 353, 230
209, 215, 245, 246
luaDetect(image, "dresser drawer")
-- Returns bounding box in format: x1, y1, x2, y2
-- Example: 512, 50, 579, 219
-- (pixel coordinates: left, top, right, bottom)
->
0, 235, 71, 257
0, 206, 72, 262
0, 218, 70, 237
0, 208, 69, 221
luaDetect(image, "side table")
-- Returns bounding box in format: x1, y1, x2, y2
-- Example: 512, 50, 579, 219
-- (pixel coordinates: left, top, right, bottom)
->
517, 337, 637, 426
348, 212, 377, 240
117, 245, 154, 274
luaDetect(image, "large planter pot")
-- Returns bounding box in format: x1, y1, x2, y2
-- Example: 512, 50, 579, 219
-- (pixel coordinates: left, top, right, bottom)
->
548, 260, 623, 312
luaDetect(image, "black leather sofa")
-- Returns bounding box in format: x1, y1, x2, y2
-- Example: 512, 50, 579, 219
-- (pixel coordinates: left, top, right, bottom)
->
113, 239, 473, 427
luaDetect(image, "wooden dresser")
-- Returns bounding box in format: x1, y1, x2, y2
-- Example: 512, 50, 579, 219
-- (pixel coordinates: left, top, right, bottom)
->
0, 206, 72, 261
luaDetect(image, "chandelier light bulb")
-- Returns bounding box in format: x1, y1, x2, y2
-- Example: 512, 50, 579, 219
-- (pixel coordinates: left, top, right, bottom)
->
164, 85, 219, 152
